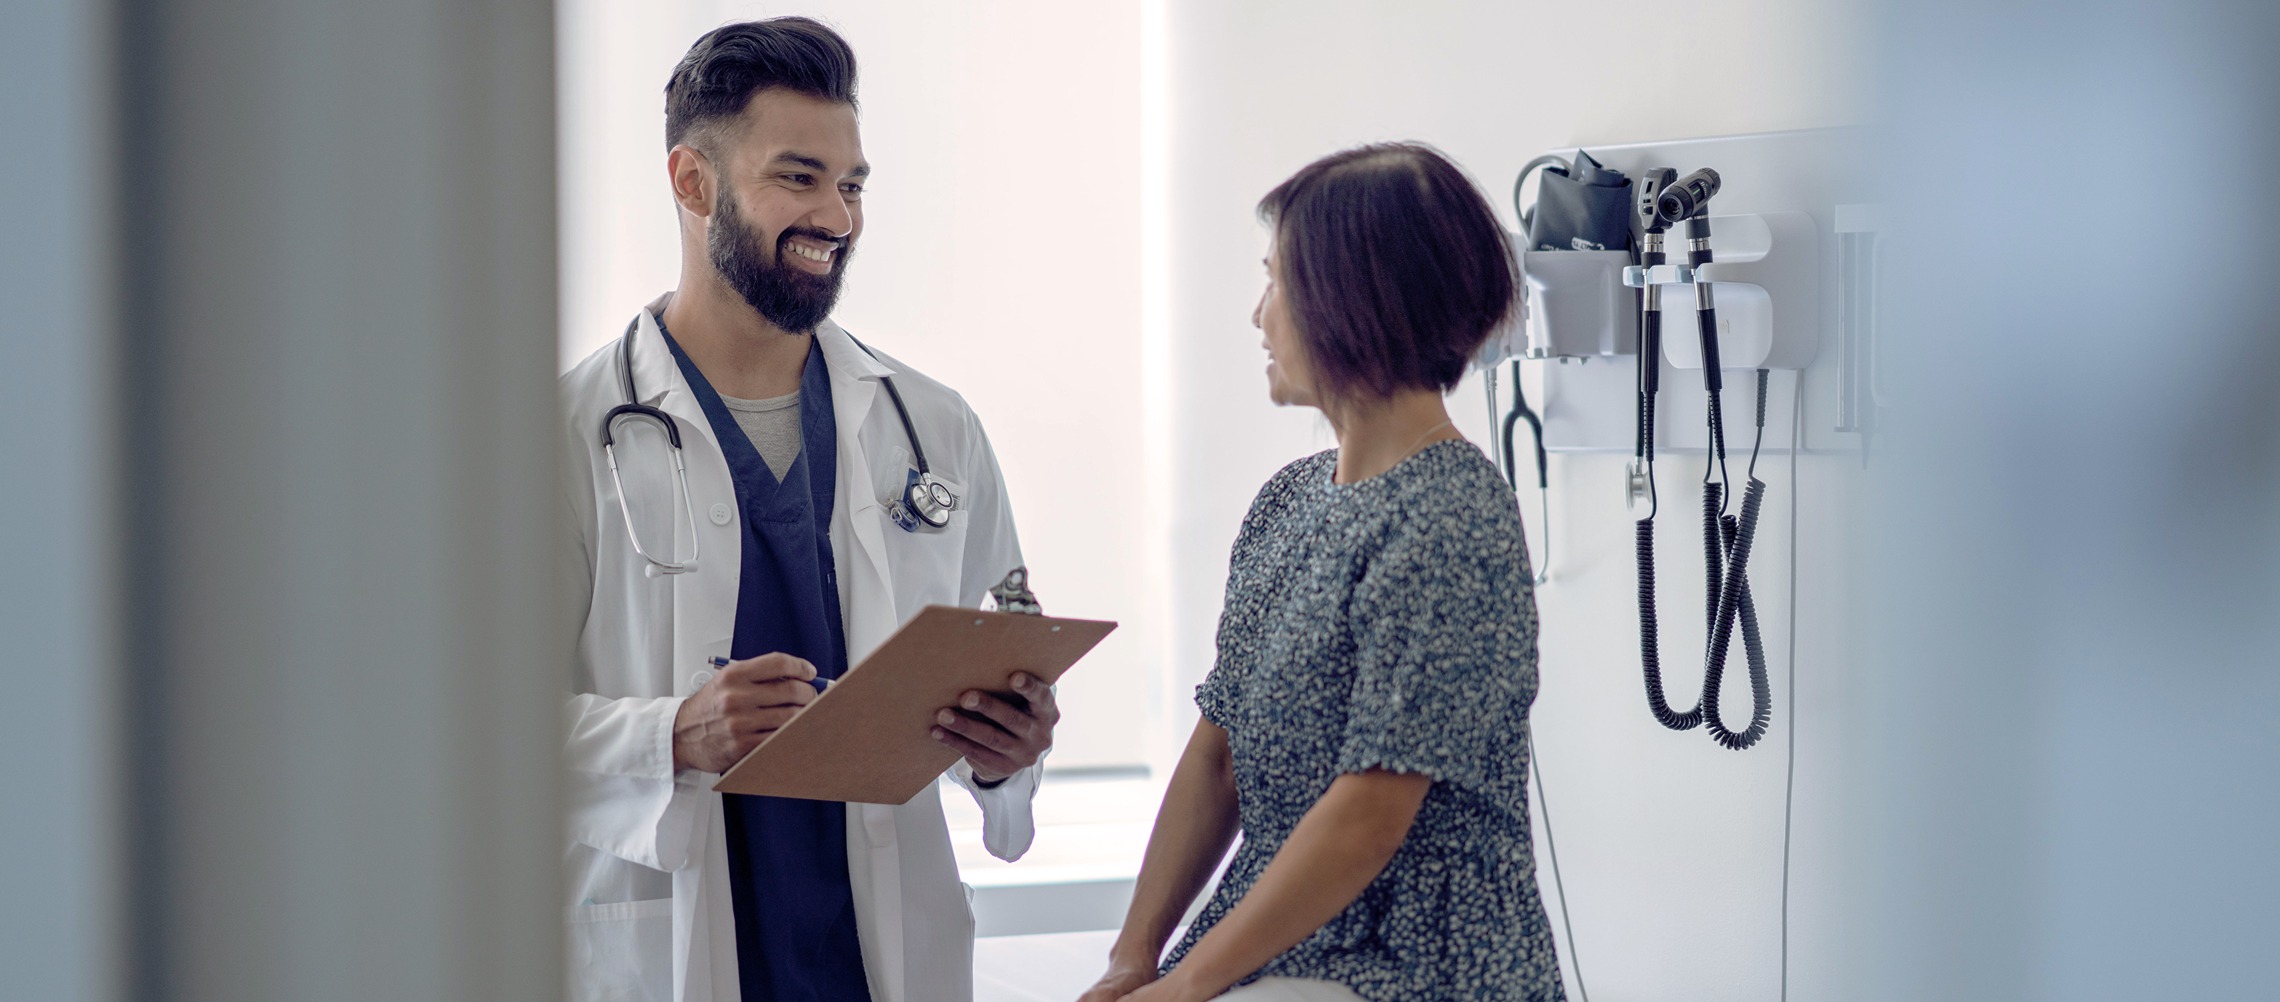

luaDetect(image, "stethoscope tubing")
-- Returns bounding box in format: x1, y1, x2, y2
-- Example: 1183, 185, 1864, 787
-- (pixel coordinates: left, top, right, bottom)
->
605, 311, 957, 576
604, 434, 702, 575
605, 323, 703, 575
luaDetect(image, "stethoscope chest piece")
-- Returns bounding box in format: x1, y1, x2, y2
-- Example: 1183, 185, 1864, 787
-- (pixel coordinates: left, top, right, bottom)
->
888, 469, 959, 532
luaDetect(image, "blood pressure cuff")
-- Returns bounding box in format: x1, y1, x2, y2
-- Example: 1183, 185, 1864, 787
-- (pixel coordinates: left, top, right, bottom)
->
1527, 148, 1633, 254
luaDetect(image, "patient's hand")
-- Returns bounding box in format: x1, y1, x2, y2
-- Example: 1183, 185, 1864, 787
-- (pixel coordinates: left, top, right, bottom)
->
1105, 972, 1204, 1002
1075, 960, 1157, 1002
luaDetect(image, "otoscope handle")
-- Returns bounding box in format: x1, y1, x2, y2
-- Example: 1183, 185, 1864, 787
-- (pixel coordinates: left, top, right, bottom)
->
1686, 212, 1720, 391
1637, 237, 1666, 402
1640, 306, 1662, 398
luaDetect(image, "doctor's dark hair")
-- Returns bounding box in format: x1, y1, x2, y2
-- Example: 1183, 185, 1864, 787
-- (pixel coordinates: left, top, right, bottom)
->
1258, 143, 1516, 400
665, 18, 858, 154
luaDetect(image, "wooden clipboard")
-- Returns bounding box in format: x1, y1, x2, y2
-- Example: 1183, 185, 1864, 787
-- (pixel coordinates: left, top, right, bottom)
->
712, 605, 1117, 805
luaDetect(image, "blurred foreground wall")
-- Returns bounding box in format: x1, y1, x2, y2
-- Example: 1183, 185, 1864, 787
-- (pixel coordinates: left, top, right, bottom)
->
2, 0, 564, 998
1855, 2, 2280, 998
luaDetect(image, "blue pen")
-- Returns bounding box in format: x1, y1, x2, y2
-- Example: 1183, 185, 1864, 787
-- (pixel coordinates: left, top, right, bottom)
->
707, 656, 831, 693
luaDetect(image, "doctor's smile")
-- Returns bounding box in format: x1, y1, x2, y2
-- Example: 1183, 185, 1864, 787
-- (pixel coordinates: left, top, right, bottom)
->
781, 232, 842, 270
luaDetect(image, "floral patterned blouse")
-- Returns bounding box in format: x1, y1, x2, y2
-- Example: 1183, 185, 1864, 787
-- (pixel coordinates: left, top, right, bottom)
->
1162, 442, 1566, 1002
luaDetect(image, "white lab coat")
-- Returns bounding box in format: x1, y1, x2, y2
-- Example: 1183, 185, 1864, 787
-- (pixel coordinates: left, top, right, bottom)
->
558, 308, 1040, 1002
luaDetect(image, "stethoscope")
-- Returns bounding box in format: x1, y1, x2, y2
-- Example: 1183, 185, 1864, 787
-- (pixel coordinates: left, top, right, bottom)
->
600, 313, 961, 577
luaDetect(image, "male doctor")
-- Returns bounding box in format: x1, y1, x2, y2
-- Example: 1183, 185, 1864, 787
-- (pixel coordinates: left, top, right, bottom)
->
559, 19, 1057, 1002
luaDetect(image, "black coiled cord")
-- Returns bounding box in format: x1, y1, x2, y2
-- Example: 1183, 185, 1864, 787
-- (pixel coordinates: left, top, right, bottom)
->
1705, 372, 1769, 748
1702, 482, 1726, 631
1636, 367, 1775, 750
1702, 476, 1771, 749
1700, 369, 1773, 750
1636, 517, 1699, 730
1635, 287, 1695, 731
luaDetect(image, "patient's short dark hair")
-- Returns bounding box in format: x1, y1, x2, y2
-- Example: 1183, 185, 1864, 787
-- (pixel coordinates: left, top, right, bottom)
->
665, 18, 858, 153
1258, 143, 1516, 400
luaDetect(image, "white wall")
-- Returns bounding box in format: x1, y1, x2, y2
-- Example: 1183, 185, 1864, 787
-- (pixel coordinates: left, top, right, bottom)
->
1160, 2, 1865, 998
557, 0, 1159, 769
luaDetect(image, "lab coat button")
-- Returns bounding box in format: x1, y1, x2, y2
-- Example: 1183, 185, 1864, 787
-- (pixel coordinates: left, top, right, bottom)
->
709, 503, 732, 526
690, 669, 716, 692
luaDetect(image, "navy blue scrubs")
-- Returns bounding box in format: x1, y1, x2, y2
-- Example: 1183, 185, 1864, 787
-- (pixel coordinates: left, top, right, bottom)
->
661, 322, 873, 1002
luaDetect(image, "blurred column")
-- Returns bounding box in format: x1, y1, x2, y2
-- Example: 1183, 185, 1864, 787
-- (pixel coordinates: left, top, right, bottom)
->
1858, 2, 2280, 999
10, 0, 566, 998
0, 1, 123, 999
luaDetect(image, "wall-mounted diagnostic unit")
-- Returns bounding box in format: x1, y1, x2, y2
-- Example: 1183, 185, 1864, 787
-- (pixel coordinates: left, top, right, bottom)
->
1477, 128, 1883, 1002
1480, 128, 1881, 751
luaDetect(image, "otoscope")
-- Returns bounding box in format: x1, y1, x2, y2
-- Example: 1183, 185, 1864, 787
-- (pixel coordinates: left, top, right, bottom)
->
1661, 169, 1725, 395
1631, 167, 1698, 733
1632, 168, 1676, 471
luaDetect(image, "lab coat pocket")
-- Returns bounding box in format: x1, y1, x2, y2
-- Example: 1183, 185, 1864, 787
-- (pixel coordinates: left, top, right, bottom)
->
567, 898, 673, 1002
881, 474, 971, 611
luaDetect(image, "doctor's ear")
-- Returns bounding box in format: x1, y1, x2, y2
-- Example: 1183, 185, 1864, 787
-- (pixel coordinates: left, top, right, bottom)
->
667, 144, 715, 220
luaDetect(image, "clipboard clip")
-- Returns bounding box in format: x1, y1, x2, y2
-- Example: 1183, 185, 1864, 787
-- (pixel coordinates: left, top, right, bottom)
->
986, 566, 1043, 616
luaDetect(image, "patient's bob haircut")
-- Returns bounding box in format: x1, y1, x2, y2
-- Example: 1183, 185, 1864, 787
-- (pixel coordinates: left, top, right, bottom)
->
1258, 143, 1517, 400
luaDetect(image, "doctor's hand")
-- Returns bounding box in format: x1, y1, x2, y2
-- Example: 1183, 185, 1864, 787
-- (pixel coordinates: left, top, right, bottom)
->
672, 653, 819, 774
931, 672, 1058, 784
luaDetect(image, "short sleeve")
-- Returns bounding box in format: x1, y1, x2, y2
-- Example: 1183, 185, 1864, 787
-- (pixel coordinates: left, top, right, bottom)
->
1335, 516, 1534, 793
1195, 668, 1238, 728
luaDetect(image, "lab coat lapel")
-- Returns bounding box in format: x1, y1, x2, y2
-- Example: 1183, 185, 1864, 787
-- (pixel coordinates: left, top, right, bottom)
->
626, 308, 690, 411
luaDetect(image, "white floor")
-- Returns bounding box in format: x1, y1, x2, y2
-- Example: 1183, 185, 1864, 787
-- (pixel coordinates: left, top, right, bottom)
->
974, 930, 1121, 1002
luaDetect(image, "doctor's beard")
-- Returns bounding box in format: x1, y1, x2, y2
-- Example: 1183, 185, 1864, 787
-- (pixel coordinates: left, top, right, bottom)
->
708, 187, 851, 335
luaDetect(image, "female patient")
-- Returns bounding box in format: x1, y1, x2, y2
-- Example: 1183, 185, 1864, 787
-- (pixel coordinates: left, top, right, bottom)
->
1080, 143, 1563, 1002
